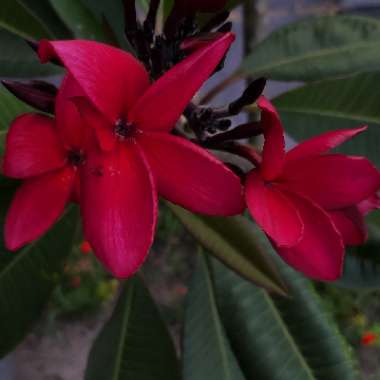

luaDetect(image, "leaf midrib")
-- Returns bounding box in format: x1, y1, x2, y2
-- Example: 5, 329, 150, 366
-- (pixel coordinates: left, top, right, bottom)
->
243, 40, 380, 74
202, 256, 234, 380
275, 106, 380, 124
111, 280, 135, 380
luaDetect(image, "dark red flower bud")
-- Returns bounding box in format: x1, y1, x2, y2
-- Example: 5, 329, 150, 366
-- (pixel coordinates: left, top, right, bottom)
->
1, 80, 58, 114
361, 332, 377, 346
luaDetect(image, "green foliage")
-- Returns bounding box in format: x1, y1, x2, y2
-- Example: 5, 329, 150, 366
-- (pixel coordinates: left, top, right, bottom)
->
0, 186, 79, 358
85, 276, 180, 380
183, 254, 246, 380
49, 0, 106, 40
167, 203, 288, 296
18, 0, 72, 38
184, 247, 358, 379
0, 84, 33, 154
241, 16, 380, 81
0, 29, 62, 78
0, 0, 53, 39
273, 72, 380, 167
81, 0, 130, 49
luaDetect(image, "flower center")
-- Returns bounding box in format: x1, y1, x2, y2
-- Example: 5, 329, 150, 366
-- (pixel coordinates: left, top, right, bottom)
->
114, 118, 137, 140
67, 149, 85, 167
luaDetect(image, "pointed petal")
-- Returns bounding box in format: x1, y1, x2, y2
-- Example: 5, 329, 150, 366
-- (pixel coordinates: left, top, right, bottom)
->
71, 96, 115, 152
80, 142, 157, 278
246, 170, 303, 247
38, 40, 150, 122
275, 193, 344, 281
5, 166, 75, 250
55, 75, 86, 149
138, 132, 244, 215
286, 126, 367, 162
358, 192, 380, 215
329, 207, 367, 246
129, 33, 235, 132
280, 154, 380, 209
3, 114, 66, 179
257, 96, 285, 181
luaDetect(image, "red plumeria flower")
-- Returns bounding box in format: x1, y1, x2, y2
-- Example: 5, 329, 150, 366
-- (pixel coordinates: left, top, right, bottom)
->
37, 33, 244, 278
245, 97, 380, 281
3, 75, 86, 250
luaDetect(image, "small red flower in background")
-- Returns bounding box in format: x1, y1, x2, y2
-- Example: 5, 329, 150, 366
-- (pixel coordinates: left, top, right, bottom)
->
80, 241, 92, 255
3, 75, 86, 250
361, 332, 377, 346
245, 97, 380, 281
33, 33, 243, 278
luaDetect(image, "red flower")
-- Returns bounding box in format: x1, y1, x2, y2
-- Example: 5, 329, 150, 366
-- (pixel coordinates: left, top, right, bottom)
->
245, 97, 380, 281
3, 75, 86, 250
361, 332, 377, 346
37, 34, 244, 278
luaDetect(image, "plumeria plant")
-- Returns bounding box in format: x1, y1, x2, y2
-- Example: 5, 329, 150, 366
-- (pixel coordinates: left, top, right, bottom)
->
1, 0, 380, 378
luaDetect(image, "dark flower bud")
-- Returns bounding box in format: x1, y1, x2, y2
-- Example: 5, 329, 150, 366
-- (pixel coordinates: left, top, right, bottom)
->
1, 80, 58, 114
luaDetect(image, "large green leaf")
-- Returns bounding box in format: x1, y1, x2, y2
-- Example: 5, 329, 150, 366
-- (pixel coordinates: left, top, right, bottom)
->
0, 29, 61, 78
0, 187, 78, 358
18, 0, 72, 38
241, 16, 380, 82
183, 254, 246, 380
49, 0, 106, 40
85, 276, 180, 380
0, 84, 34, 154
167, 203, 287, 296
0, 0, 52, 39
211, 249, 358, 380
273, 72, 380, 167
81, 0, 130, 49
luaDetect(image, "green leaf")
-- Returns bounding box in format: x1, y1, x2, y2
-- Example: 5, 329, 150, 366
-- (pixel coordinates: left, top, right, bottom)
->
18, 0, 72, 38
81, 0, 130, 50
335, 225, 380, 290
167, 203, 287, 296
0, 84, 34, 154
183, 253, 246, 380
211, 247, 358, 380
0, 0, 53, 39
49, 0, 106, 40
85, 276, 180, 380
0, 29, 61, 78
241, 16, 380, 82
0, 189, 79, 358
273, 72, 380, 167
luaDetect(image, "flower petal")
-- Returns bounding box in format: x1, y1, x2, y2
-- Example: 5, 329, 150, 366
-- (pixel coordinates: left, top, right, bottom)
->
245, 170, 303, 247
80, 142, 157, 278
329, 207, 367, 246
286, 126, 367, 162
3, 113, 66, 179
257, 96, 285, 181
358, 192, 380, 215
129, 33, 235, 132
5, 166, 75, 251
280, 154, 380, 209
275, 192, 344, 281
38, 40, 150, 122
71, 96, 115, 152
138, 131, 244, 215
55, 74, 86, 149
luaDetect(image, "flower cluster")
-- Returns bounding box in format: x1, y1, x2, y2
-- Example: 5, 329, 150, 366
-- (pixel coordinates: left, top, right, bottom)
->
2, 0, 380, 282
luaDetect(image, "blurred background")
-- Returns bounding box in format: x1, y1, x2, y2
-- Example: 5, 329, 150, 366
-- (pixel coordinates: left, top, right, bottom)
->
1, 0, 380, 379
